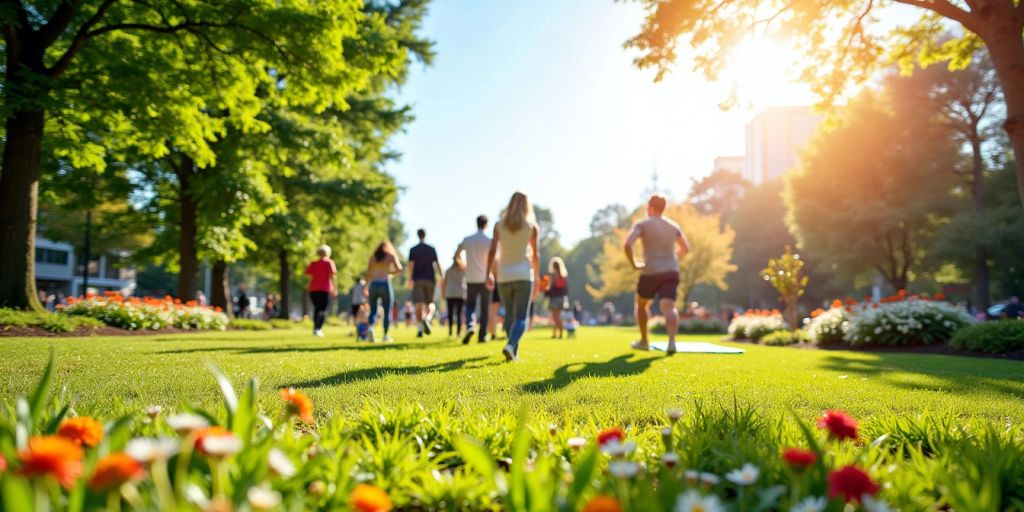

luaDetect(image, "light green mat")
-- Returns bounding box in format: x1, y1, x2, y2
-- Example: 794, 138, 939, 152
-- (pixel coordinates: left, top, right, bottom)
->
649, 341, 745, 354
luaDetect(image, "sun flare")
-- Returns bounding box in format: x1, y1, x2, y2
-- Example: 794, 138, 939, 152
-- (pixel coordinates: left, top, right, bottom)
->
721, 37, 812, 109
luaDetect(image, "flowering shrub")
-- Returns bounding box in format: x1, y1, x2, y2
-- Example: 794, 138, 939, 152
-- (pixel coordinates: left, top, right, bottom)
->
760, 329, 808, 346
845, 297, 973, 346
804, 301, 851, 344
4, 358, 1022, 511
58, 292, 228, 331
728, 309, 787, 341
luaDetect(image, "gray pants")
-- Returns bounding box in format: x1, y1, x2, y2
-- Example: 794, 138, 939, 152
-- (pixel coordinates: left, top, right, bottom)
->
498, 281, 533, 355
464, 282, 490, 341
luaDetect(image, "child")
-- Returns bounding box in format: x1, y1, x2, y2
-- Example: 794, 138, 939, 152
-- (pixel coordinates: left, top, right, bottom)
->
563, 306, 578, 339
355, 303, 371, 341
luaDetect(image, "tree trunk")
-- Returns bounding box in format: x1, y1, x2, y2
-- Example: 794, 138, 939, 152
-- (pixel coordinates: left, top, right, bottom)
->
210, 260, 233, 319
277, 247, 290, 319
981, 20, 1024, 208
969, 136, 991, 311
176, 155, 199, 301
0, 107, 46, 311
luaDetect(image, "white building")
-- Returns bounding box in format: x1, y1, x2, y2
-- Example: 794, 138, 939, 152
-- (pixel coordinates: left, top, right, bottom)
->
712, 156, 744, 175
743, 106, 820, 185
35, 237, 136, 298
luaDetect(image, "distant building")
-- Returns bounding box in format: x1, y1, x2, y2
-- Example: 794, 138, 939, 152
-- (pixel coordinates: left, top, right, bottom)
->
712, 156, 744, 176
743, 106, 820, 185
35, 236, 136, 299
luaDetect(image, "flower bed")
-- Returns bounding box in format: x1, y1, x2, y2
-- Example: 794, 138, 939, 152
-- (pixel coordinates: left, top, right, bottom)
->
804, 301, 850, 344
58, 292, 229, 331
843, 294, 973, 346
1, 359, 1022, 511
727, 309, 787, 341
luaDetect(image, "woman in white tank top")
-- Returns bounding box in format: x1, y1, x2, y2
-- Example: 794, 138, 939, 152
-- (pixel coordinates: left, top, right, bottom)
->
486, 191, 540, 362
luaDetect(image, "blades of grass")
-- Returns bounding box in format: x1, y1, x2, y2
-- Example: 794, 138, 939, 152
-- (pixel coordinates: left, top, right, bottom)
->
566, 446, 599, 509
43, 402, 72, 435
508, 407, 531, 511
2, 476, 34, 511
453, 435, 504, 493
231, 376, 258, 438
206, 362, 238, 421
28, 351, 55, 429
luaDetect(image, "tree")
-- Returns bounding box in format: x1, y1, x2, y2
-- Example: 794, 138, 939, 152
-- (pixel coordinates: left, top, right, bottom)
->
625, 0, 1024, 209
786, 91, 959, 291
887, 53, 1004, 309
591, 203, 736, 309
688, 170, 749, 218
761, 246, 808, 329
0, 0, 375, 309
589, 203, 631, 238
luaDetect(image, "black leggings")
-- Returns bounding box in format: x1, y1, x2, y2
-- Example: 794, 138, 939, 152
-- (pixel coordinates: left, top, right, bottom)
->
447, 298, 465, 335
310, 291, 330, 331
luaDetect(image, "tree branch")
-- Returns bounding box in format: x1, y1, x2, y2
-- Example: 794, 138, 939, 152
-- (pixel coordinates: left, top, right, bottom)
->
890, 0, 980, 33
37, 0, 84, 48
43, 0, 118, 78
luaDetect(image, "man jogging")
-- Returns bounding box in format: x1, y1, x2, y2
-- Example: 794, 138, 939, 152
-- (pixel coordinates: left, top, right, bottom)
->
624, 194, 690, 354
454, 215, 493, 344
408, 228, 443, 338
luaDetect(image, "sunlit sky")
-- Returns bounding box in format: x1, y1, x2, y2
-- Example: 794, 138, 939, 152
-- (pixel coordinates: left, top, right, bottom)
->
386, 0, 817, 255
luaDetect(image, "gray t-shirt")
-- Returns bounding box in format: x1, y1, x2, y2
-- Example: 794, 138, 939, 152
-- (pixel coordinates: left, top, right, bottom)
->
444, 266, 467, 299
630, 216, 683, 276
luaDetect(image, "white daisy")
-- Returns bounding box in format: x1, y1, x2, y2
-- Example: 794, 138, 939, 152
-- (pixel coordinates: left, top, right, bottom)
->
790, 496, 827, 512
602, 439, 637, 458
247, 485, 282, 510
862, 494, 894, 512
144, 405, 163, 419
725, 463, 760, 486
200, 433, 243, 457
699, 472, 721, 487
165, 413, 209, 434
126, 437, 180, 463
662, 451, 681, 468
567, 437, 587, 450
268, 448, 296, 478
667, 408, 684, 423
674, 490, 725, 512
608, 460, 641, 479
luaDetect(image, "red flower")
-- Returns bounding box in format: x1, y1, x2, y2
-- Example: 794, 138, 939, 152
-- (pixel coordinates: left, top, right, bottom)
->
0, 453, 7, 472
57, 417, 104, 447
827, 465, 879, 503
781, 448, 817, 469
18, 436, 84, 489
818, 410, 858, 441
88, 453, 146, 491
596, 427, 625, 446
934, 292, 946, 301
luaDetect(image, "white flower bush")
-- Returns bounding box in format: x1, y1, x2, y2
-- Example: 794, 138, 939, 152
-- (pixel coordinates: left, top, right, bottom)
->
728, 310, 788, 341
59, 292, 229, 331
805, 304, 850, 344
845, 298, 973, 346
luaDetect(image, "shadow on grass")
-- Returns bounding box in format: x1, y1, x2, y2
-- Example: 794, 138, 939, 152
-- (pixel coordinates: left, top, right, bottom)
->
819, 354, 1024, 398
284, 356, 500, 388
156, 340, 451, 356
521, 353, 658, 394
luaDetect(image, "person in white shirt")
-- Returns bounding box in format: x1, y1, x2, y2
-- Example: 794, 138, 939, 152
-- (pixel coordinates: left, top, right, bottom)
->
454, 215, 494, 344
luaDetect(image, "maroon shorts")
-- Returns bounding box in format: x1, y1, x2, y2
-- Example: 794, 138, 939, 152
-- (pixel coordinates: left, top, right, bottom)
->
637, 272, 679, 301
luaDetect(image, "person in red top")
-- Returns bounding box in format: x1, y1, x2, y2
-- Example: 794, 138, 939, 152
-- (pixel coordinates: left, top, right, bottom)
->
544, 257, 570, 339
305, 244, 338, 337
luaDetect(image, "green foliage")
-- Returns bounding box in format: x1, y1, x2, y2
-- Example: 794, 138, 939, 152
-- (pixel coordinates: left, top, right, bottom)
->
950, 320, 1024, 354
651, 318, 727, 335
227, 319, 274, 331
761, 246, 808, 329
844, 298, 975, 347
786, 89, 959, 291
4, 356, 1024, 510
761, 329, 808, 346
0, 308, 104, 333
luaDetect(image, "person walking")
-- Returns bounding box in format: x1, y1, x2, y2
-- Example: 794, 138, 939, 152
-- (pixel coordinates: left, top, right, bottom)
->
264, 293, 277, 319
624, 194, 690, 354
408, 229, 444, 338
363, 241, 403, 342
544, 256, 570, 339
488, 280, 503, 340
454, 215, 494, 344
305, 245, 338, 337
237, 287, 251, 319
487, 192, 540, 362
349, 278, 367, 325
444, 255, 467, 337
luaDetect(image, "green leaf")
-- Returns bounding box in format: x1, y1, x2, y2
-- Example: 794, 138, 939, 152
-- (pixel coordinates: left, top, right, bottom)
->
453, 435, 504, 493
567, 446, 600, 509
28, 351, 55, 429
1, 475, 34, 512
206, 362, 238, 420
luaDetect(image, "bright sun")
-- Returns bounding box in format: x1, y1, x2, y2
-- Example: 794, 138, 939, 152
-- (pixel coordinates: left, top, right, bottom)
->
720, 36, 812, 109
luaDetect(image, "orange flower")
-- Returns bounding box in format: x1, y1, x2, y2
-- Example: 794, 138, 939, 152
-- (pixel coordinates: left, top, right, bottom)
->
582, 495, 622, 512
88, 453, 145, 491
58, 417, 104, 447
193, 426, 234, 456
350, 484, 392, 512
810, 308, 825, 318
934, 292, 946, 301
18, 436, 84, 488
0, 453, 7, 472
279, 388, 314, 422
831, 299, 843, 309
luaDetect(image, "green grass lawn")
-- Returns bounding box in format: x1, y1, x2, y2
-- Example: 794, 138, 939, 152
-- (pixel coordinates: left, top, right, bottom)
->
1, 325, 1022, 425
